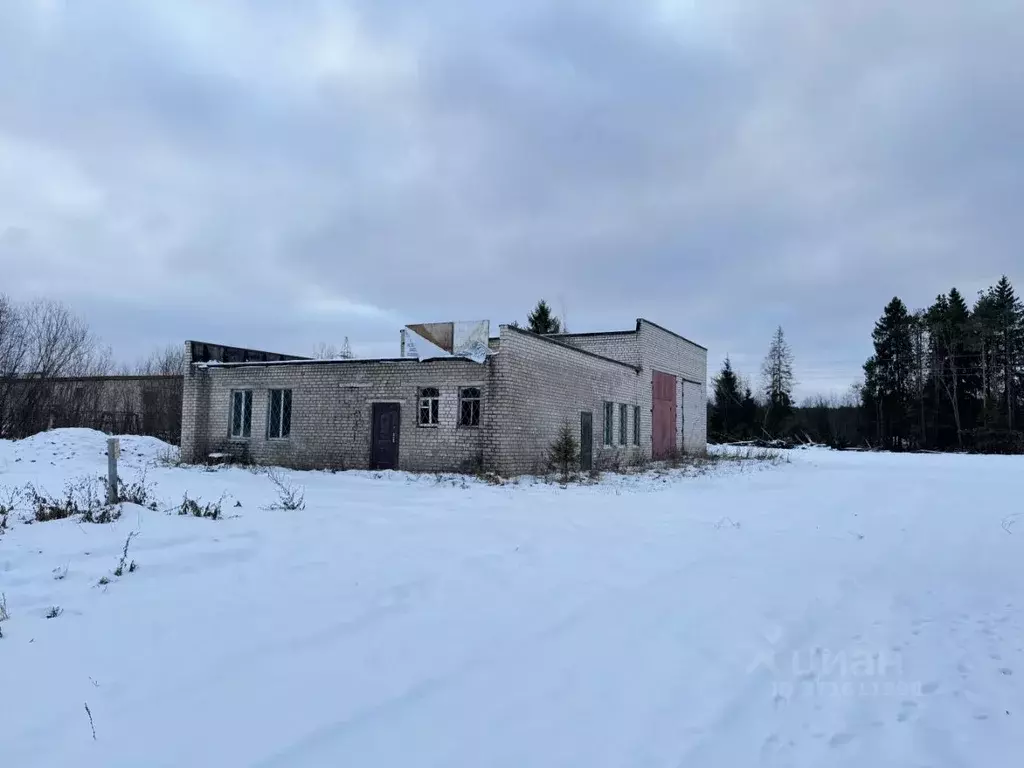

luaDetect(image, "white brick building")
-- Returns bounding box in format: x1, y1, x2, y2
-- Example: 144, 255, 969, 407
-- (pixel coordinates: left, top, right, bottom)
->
180, 320, 707, 475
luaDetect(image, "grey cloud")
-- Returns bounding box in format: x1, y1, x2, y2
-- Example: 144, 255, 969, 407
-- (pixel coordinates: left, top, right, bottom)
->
1, 0, 1022, 397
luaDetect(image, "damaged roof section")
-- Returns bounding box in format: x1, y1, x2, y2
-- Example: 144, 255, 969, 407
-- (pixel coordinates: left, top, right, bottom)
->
188, 341, 308, 364
401, 321, 491, 363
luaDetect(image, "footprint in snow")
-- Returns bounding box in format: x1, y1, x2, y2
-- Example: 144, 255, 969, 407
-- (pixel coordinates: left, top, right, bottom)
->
921, 681, 940, 694
828, 733, 854, 748
999, 668, 1013, 676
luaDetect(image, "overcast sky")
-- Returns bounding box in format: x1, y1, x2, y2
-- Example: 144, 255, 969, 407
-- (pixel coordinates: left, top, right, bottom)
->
1, 1, 1021, 398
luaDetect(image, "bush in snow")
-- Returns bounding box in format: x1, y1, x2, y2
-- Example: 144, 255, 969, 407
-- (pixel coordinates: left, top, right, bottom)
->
548, 420, 579, 482
155, 445, 184, 467
80, 504, 122, 524
117, 468, 158, 509
264, 468, 306, 511
177, 492, 223, 520
113, 531, 139, 577
45, 606, 63, 619
25, 477, 102, 522
0, 486, 20, 525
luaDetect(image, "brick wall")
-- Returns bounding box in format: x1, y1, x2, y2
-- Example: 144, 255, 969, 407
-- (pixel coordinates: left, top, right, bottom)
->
179, 318, 707, 473
182, 352, 489, 471
636, 320, 708, 454
551, 332, 641, 367
489, 327, 645, 475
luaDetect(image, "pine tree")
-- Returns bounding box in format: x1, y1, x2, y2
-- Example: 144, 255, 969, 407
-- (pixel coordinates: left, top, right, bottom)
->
526, 300, 562, 335
710, 357, 742, 440
761, 326, 795, 436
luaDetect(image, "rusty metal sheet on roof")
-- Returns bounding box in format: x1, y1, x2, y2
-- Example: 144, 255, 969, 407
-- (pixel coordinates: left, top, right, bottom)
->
403, 320, 490, 363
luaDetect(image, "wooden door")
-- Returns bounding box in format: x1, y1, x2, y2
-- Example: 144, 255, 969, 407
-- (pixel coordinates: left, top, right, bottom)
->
652, 370, 677, 459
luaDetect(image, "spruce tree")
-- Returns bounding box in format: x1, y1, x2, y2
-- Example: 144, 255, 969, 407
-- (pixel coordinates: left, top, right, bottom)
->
989, 276, 1024, 430
864, 297, 916, 450
710, 357, 742, 440
549, 420, 579, 481
761, 326, 795, 436
925, 289, 974, 448
526, 300, 562, 334
740, 386, 759, 439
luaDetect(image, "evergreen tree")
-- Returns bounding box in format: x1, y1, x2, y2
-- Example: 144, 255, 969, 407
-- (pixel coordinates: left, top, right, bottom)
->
925, 289, 974, 448
864, 297, 916, 450
761, 326, 795, 435
548, 419, 579, 481
987, 276, 1024, 430
740, 386, 759, 439
526, 300, 562, 335
710, 357, 742, 440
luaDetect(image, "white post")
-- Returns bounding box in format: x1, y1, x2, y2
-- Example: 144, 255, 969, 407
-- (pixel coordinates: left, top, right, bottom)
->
107, 437, 120, 505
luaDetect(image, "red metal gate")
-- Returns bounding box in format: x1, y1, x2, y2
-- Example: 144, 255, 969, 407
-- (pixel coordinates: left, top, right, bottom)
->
652, 370, 677, 459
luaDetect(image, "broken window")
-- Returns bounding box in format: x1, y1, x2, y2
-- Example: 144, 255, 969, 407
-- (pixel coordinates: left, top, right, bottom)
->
230, 390, 252, 438
419, 387, 440, 426
603, 401, 614, 445
633, 405, 641, 445
459, 387, 481, 427
268, 389, 292, 439
619, 403, 628, 445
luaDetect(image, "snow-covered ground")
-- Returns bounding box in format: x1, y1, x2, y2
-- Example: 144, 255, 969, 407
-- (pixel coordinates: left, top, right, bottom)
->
1, 429, 1023, 767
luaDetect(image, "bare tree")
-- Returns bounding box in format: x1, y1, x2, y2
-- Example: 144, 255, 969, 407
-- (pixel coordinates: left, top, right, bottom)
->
135, 344, 186, 376
0, 295, 30, 435
0, 298, 105, 437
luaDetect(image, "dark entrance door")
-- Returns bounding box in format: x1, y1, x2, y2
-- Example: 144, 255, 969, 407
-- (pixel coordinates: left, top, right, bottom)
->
371, 403, 401, 469
652, 370, 677, 459
580, 411, 593, 471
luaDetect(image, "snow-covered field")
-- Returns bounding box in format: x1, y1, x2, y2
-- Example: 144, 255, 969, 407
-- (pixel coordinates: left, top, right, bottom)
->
1, 429, 1023, 767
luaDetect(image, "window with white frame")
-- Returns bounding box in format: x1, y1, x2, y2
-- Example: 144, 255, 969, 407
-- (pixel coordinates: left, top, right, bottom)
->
267, 389, 292, 439
230, 390, 252, 438
619, 403, 628, 445
419, 387, 440, 426
459, 387, 481, 427
603, 401, 614, 445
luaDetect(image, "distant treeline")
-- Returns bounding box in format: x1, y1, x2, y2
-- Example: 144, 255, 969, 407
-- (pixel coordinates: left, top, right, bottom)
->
708, 276, 1024, 454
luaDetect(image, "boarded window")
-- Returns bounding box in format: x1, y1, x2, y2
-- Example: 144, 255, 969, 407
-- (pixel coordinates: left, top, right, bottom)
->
603, 401, 614, 445
459, 387, 481, 427
230, 390, 252, 438
633, 405, 641, 445
619, 403, 628, 445
419, 387, 440, 426
268, 389, 292, 439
